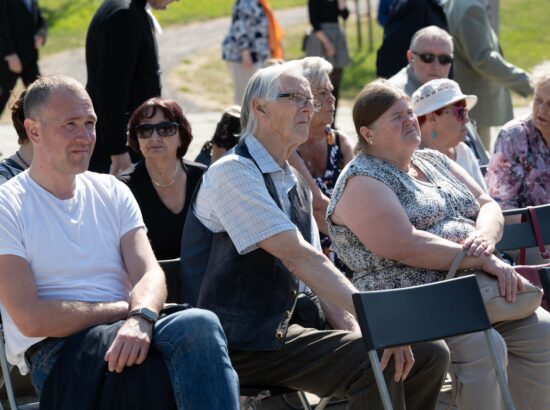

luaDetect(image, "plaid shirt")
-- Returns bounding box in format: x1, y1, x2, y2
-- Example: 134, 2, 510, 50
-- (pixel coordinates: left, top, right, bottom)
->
194, 134, 320, 255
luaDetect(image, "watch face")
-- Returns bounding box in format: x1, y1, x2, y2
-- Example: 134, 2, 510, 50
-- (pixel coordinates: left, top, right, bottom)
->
129, 307, 158, 323
141, 307, 158, 322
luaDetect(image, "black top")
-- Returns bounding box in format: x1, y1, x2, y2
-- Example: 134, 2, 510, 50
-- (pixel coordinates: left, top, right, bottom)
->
119, 159, 206, 260
86, 0, 161, 170
308, 0, 339, 31
0, 0, 47, 64
0, 158, 25, 185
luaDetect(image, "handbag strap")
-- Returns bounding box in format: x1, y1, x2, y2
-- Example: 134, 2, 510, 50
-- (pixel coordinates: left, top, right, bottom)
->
445, 249, 467, 280
528, 206, 550, 259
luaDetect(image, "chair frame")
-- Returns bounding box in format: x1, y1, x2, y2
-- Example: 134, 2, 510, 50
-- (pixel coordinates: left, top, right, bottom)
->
353, 275, 515, 410
497, 204, 550, 253
0, 321, 18, 410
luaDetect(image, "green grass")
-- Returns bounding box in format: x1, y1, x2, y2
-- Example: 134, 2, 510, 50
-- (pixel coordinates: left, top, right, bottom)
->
40, 0, 304, 53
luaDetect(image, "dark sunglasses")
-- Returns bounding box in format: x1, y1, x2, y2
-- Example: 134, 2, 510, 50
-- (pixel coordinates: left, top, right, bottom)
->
412, 51, 453, 65
135, 121, 179, 139
443, 105, 468, 122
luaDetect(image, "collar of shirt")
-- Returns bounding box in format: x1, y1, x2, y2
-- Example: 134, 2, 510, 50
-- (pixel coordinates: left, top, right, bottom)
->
244, 134, 298, 216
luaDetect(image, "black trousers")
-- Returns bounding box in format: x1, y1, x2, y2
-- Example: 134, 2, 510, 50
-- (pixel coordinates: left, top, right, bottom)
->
0, 59, 39, 115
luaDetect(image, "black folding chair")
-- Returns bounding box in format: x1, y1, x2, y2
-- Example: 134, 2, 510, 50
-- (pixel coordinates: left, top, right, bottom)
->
158, 258, 181, 303
352, 275, 515, 410
539, 268, 550, 300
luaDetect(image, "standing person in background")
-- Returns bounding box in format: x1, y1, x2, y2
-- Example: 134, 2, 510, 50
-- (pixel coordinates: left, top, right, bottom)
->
304, 0, 350, 118
86, 0, 177, 175
0, 90, 32, 184
0, 0, 47, 116
222, 0, 284, 105
443, 0, 532, 149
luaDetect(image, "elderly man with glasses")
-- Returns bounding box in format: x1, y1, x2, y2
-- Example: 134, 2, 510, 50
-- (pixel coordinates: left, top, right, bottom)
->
181, 62, 450, 409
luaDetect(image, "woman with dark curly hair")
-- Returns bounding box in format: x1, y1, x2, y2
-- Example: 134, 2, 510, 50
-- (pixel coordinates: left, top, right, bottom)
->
119, 97, 206, 260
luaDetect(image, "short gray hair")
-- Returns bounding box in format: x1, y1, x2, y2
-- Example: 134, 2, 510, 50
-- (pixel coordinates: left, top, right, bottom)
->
531, 60, 550, 91
288, 57, 333, 89
241, 63, 301, 136
24, 75, 87, 119
409, 25, 453, 52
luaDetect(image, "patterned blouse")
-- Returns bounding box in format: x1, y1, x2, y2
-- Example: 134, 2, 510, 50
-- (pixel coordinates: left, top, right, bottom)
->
485, 116, 550, 209
327, 149, 480, 291
299, 128, 350, 275
222, 0, 270, 64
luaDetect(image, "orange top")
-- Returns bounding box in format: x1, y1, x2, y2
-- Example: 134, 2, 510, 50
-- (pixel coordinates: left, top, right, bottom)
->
259, 0, 284, 59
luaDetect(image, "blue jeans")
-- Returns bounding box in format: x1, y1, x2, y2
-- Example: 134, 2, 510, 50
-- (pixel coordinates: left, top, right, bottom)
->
31, 308, 240, 409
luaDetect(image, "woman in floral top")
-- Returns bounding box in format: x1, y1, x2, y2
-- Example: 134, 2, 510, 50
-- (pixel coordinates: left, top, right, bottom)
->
288, 57, 354, 274
327, 79, 550, 409
486, 60, 550, 209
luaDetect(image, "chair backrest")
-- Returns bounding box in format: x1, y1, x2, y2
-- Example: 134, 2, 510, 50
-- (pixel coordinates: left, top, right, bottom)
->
159, 258, 181, 304
539, 268, 550, 300
497, 204, 550, 252
352, 275, 491, 351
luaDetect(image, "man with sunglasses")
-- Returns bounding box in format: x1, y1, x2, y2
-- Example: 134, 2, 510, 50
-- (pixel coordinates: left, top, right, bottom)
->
389, 25, 489, 165
389, 26, 454, 97
443, 0, 532, 148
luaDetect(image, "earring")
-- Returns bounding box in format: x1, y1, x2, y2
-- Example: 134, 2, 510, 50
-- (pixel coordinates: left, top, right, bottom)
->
431, 130, 438, 139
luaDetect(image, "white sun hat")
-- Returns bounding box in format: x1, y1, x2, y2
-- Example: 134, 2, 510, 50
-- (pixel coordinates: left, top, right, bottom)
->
412, 78, 478, 117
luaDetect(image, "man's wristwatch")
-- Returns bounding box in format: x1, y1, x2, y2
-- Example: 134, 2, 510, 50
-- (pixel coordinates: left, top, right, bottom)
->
127, 307, 158, 324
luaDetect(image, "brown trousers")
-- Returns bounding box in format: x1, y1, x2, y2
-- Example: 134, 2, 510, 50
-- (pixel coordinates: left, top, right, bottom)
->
231, 324, 450, 409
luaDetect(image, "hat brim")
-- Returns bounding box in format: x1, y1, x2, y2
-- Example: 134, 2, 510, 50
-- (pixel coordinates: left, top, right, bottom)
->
416, 93, 478, 117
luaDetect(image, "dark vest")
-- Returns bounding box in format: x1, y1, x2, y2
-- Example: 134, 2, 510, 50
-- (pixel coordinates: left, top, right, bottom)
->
180, 142, 313, 350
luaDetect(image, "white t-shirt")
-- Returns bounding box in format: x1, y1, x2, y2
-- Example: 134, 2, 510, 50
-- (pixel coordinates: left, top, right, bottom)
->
455, 142, 488, 192
0, 171, 144, 373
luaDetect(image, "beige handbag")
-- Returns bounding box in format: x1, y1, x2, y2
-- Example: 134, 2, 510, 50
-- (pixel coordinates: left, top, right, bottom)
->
446, 249, 542, 323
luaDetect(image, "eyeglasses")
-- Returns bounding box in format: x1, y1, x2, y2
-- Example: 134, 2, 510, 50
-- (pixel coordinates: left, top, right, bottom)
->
135, 121, 179, 139
443, 105, 468, 121
277, 92, 322, 112
412, 51, 453, 65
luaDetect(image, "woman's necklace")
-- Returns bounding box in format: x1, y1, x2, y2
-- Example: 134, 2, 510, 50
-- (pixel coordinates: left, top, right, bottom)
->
15, 150, 30, 169
150, 162, 179, 188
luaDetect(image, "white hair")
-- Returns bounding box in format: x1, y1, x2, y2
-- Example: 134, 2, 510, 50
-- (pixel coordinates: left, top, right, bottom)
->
241, 63, 302, 136
287, 57, 333, 89
531, 60, 550, 91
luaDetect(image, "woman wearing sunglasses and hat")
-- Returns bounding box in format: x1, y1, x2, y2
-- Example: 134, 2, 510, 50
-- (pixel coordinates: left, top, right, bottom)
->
119, 97, 206, 260
412, 78, 487, 191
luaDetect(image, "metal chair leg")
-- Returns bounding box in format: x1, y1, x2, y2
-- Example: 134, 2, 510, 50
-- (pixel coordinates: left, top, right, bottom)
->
314, 396, 332, 410
296, 391, 313, 410
368, 350, 393, 410
0, 329, 18, 410
484, 330, 516, 410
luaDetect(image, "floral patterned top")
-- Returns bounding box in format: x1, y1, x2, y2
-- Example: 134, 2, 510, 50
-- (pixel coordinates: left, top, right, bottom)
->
222, 0, 270, 64
485, 116, 550, 209
327, 149, 480, 291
